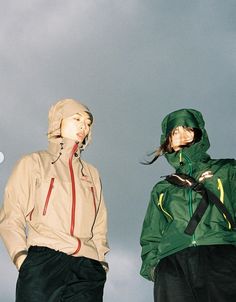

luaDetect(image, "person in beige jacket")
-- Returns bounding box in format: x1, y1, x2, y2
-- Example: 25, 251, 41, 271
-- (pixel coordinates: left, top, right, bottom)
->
0, 99, 109, 302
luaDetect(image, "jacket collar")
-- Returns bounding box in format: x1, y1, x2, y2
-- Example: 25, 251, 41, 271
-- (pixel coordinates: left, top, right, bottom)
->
48, 137, 81, 162
165, 141, 211, 175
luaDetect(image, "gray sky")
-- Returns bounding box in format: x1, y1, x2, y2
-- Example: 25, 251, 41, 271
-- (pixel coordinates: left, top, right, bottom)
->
0, 1, 236, 301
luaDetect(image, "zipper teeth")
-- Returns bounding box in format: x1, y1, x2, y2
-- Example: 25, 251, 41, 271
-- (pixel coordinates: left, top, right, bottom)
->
69, 144, 78, 236
43, 178, 55, 215
182, 152, 196, 244
182, 152, 192, 175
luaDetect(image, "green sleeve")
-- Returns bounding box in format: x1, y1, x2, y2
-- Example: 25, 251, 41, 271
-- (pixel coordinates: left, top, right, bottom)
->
140, 189, 164, 281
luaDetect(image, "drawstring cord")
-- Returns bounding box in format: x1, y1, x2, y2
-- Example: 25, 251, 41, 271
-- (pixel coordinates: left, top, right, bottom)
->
78, 157, 85, 176
51, 141, 85, 177
51, 142, 64, 164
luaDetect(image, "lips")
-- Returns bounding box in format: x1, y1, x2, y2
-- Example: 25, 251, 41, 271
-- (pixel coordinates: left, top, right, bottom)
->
77, 132, 85, 140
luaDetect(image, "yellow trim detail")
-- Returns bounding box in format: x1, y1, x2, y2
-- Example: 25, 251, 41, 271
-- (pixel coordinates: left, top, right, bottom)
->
157, 193, 173, 220
179, 150, 183, 164
217, 178, 231, 229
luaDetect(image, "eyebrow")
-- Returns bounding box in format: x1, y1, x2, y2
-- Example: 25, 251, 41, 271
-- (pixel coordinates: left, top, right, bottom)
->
74, 113, 92, 122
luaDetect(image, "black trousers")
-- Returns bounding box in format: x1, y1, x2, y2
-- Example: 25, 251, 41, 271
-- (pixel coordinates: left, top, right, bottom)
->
154, 245, 236, 302
16, 246, 106, 302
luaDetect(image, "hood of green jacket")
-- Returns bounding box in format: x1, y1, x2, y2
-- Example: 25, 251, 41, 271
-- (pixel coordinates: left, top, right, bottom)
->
161, 109, 211, 173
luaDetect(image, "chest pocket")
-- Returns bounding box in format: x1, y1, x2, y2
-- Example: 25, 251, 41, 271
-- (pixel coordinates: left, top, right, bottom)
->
43, 178, 55, 215
25, 177, 56, 221
78, 177, 98, 219
33, 177, 71, 221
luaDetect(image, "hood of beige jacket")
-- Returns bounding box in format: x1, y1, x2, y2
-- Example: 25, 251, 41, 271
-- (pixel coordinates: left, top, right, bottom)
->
47, 98, 93, 151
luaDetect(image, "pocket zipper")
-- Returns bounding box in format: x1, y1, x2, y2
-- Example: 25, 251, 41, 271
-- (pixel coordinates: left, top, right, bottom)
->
43, 178, 55, 215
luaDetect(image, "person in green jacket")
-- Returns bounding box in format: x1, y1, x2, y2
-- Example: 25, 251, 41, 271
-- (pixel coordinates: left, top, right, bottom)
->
140, 108, 236, 302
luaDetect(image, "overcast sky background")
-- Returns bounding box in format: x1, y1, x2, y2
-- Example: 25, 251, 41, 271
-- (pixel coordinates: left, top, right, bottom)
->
0, 1, 236, 301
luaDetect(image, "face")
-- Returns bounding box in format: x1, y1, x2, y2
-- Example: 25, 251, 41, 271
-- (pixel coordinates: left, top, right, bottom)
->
170, 126, 194, 151
61, 112, 92, 143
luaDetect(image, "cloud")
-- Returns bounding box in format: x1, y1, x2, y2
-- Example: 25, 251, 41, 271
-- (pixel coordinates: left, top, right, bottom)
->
0, 245, 17, 302
104, 246, 152, 302
1, 1, 236, 301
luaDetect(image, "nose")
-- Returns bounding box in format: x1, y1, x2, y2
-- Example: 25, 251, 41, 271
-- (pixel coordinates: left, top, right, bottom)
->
79, 121, 88, 133
79, 121, 85, 130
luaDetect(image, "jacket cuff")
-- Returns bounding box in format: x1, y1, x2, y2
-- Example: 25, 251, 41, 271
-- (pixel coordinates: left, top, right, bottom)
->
149, 266, 156, 281
13, 250, 28, 266
149, 260, 160, 282
100, 261, 109, 272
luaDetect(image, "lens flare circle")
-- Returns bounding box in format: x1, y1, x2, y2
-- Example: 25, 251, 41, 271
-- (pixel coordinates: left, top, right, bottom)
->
0, 152, 4, 164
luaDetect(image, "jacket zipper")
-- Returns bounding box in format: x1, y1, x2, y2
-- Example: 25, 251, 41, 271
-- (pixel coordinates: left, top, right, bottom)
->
69, 144, 78, 236
43, 178, 55, 215
182, 151, 197, 245
71, 238, 81, 255
69, 143, 82, 255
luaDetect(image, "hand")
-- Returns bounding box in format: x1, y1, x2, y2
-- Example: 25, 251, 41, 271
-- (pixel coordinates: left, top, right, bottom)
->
100, 261, 109, 273
16, 254, 27, 271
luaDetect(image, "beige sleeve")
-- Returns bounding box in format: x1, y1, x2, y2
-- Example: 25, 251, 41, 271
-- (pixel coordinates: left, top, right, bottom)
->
0, 155, 35, 267
92, 171, 110, 262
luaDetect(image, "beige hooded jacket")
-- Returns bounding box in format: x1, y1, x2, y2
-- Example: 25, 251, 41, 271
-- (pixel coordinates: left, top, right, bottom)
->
0, 99, 109, 270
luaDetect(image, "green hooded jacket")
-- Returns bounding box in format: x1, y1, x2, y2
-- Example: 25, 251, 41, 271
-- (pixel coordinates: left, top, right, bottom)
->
140, 109, 236, 281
